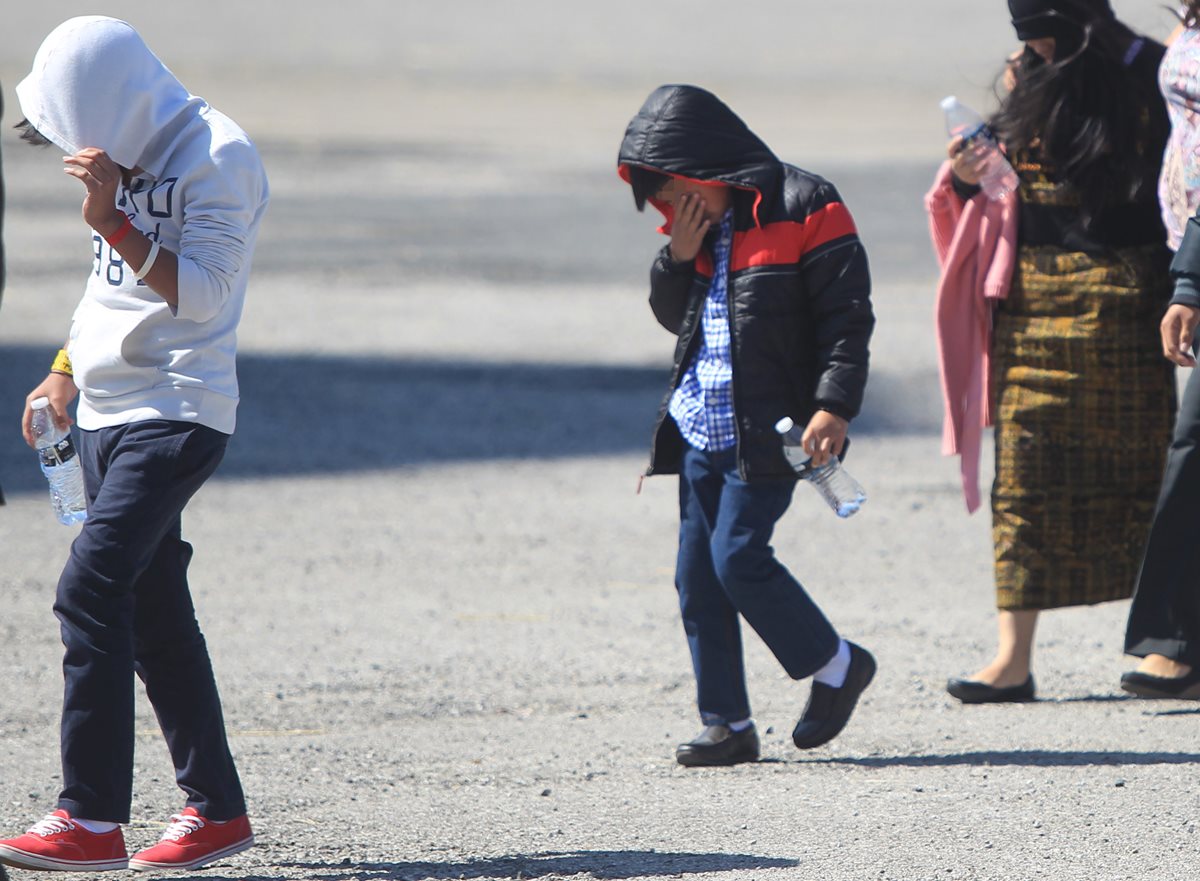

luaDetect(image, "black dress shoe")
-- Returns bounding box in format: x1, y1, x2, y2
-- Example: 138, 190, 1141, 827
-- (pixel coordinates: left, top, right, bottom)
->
1120, 667, 1200, 700
792, 642, 877, 750
946, 674, 1035, 704
675, 724, 759, 767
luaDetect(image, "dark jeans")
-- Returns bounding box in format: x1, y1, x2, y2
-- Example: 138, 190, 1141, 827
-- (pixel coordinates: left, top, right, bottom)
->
1126, 364, 1200, 667
676, 446, 839, 725
55, 420, 246, 823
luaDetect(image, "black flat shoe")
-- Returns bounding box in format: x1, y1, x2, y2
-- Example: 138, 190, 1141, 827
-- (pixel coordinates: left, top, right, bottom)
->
1120, 667, 1200, 700
946, 674, 1035, 704
675, 724, 759, 767
792, 642, 877, 750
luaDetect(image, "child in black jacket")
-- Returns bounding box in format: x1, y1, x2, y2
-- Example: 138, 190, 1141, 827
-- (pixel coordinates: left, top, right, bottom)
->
618, 84, 877, 765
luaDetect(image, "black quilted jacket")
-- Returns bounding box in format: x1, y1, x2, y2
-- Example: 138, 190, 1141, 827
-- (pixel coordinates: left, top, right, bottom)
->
618, 85, 875, 480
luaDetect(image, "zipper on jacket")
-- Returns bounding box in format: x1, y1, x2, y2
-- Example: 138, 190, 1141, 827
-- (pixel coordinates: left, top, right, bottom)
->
725, 268, 746, 480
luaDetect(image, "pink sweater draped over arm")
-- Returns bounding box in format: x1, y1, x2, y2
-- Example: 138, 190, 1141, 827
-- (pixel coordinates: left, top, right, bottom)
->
925, 160, 1019, 513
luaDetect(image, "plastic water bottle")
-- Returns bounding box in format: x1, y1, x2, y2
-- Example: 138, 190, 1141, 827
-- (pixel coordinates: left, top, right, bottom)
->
30, 397, 87, 525
775, 417, 867, 519
940, 95, 1019, 201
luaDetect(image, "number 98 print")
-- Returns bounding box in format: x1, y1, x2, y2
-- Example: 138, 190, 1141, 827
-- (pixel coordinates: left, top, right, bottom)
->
91, 224, 161, 287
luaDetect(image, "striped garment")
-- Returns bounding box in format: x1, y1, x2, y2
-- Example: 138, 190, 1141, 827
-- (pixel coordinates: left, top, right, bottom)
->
669, 210, 736, 451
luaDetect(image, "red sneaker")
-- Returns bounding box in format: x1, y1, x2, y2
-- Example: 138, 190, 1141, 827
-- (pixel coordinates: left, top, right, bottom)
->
0, 810, 128, 872
128, 807, 253, 872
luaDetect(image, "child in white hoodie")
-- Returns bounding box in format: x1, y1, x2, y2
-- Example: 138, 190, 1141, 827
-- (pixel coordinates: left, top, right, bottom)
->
0, 17, 267, 874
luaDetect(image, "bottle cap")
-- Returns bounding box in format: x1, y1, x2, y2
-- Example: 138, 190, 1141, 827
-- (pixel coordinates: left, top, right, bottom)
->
30, 396, 51, 410
940, 96, 958, 111
774, 416, 795, 434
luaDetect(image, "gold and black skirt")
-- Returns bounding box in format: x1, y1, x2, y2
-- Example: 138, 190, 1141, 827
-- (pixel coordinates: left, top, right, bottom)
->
991, 243, 1176, 610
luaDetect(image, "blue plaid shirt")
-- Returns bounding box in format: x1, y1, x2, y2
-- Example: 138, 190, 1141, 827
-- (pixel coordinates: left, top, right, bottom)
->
669, 210, 736, 451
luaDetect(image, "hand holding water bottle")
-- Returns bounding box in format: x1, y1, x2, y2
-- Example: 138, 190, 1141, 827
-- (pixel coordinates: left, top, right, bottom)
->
797, 408, 848, 468
28, 396, 87, 525
24, 371, 87, 525
941, 96, 1019, 201
776, 415, 867, 519
22, 371, 77, 448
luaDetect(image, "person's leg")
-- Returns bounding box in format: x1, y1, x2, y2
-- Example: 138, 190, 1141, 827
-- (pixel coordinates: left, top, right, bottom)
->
1125, 361, 1200, 675
967, 609, 1039, 687
706, 457, 874, 749
132, 437, 246, 820
707, 457, 839, 679
675, 447, 750, 725
0, 428, 131, 872
56, 421, 227, 823
55, 425, 137, 824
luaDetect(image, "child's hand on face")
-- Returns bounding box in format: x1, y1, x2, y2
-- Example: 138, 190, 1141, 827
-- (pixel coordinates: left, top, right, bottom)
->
669, 193, 712, 263
63, 147, 127, 238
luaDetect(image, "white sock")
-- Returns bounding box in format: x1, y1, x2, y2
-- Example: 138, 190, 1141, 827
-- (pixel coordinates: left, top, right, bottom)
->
813, 639, 851, 687
74, 818, 119, 834
728, 717, 753, 732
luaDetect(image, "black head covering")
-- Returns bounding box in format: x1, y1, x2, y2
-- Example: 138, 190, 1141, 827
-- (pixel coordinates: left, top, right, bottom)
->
1008, 0, 1114, 44
616, 85, 781, 226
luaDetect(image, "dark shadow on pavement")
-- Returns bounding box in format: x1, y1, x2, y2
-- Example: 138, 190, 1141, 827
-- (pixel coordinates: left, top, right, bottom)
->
804, 750, 1200, 768
0, 345, 665, 494
187, 851, 800, 881
1044, 694, 1134, 703
1144, 706, 1200, 717
0, 344, 934, 496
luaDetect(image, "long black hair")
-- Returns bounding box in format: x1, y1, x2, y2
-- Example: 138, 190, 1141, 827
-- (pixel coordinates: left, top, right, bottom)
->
14, 118, 52, 147
990, 8, 1166, 218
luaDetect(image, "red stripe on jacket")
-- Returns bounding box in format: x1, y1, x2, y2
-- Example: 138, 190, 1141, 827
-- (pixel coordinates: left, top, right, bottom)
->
733, 203, 857, 272
693, 202, 856, 277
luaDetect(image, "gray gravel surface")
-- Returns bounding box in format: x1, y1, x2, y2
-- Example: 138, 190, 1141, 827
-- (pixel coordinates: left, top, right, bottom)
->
1, 3, 1197, 880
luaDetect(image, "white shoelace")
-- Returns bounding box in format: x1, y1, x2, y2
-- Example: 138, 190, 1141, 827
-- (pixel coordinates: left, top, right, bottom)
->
160, 813, 206, 842
28, 815, 75, 837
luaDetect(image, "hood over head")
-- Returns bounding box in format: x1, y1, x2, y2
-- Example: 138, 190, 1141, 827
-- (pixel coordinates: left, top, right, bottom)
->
617, 84, 781, 228
16, 16, 202, 176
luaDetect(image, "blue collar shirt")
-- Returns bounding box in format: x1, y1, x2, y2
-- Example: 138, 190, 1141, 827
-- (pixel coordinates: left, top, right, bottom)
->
668, 210, 737, 452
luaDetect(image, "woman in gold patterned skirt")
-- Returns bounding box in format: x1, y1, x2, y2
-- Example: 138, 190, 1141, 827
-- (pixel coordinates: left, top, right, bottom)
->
943, 0, 1177, 703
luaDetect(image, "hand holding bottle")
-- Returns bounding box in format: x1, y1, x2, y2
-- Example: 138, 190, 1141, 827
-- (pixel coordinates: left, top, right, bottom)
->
22, 372, 77, 448
940, 96, 1019, 201
776, 416, 867, 518
948, 135, 991, 187
29, 396, 87, 525
799, 409, 848, 468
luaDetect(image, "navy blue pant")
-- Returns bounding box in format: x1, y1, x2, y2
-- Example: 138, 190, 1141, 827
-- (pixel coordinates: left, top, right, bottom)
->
1126, 362, 1200, 666
55, 420, 245, 823
676, 446, 840, 725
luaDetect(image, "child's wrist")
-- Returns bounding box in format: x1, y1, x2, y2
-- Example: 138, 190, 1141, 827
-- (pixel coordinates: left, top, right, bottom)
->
662, 245, 693, 269
50, 348, 73, 376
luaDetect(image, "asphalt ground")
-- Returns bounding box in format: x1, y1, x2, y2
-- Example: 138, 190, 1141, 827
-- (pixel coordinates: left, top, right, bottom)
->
0, 3, 1198, 880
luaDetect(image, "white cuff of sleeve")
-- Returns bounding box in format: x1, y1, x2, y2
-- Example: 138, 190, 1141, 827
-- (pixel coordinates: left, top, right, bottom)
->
135, 240, 162, 280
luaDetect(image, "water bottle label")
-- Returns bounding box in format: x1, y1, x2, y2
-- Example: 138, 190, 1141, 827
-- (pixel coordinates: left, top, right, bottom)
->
39, 437, 78, 468
959, 122, 998, 149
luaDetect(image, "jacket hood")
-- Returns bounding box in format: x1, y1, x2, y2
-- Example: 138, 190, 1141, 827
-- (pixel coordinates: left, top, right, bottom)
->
617, 84, 781, 228
16, 16, 203, 176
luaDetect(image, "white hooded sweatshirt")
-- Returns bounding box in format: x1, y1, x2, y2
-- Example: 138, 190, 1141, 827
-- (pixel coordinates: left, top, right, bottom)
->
17, 16, 269, 434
